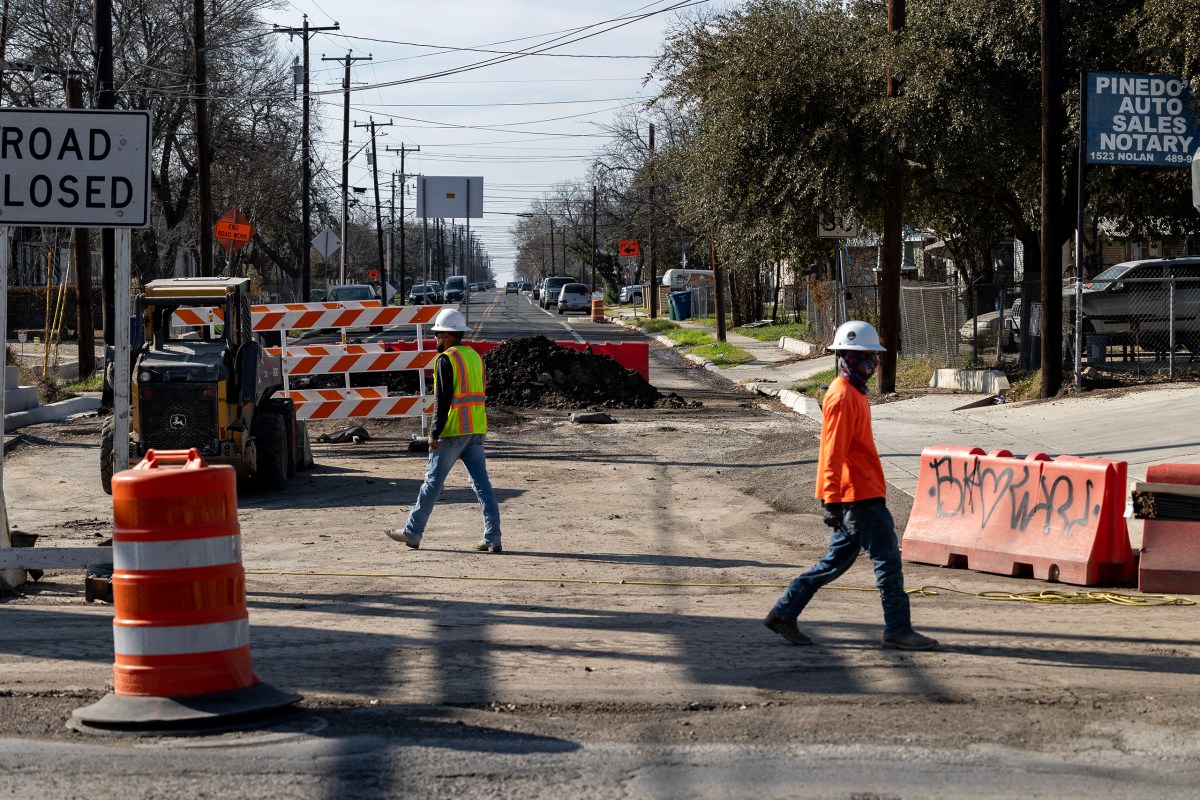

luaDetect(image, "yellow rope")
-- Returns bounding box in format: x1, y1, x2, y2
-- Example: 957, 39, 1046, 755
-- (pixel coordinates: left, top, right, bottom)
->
243, 570, 1196, 606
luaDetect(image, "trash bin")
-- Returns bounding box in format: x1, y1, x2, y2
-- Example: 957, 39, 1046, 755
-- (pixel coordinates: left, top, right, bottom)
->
1085, 333, 1108, 364
669, 290, 691, 321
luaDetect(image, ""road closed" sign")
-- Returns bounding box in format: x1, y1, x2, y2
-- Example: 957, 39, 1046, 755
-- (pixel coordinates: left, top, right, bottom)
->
0, 108, 152, 227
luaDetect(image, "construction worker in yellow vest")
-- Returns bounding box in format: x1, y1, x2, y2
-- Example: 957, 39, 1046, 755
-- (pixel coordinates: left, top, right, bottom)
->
387, 308, 503, 553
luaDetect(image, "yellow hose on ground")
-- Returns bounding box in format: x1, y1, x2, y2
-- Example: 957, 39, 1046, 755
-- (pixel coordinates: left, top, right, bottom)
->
242, 570, 1195, 607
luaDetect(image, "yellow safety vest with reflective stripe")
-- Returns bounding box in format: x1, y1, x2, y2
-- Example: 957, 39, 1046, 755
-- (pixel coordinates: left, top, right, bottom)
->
435, 345, 487, 437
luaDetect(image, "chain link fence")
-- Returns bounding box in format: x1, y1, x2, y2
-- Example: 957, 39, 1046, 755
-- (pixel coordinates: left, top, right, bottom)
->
795, 267, 1200, 383
1069, 275, 1200, 381
802, 280, 879, 345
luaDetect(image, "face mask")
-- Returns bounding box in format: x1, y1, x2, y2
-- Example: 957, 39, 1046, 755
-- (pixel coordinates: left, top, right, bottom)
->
837, 351, 877, 394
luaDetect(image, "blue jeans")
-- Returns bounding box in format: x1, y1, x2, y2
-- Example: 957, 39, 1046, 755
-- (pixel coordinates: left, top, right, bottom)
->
771, 499, 912, 638
403, 433, 501, 546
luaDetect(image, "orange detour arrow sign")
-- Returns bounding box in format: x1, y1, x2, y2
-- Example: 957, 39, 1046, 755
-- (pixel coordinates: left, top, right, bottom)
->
214, 208, 254, 254
618, 239, 640, 257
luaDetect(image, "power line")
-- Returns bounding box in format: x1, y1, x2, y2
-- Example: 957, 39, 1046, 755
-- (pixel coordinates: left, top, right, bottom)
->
305, 1, 706, 96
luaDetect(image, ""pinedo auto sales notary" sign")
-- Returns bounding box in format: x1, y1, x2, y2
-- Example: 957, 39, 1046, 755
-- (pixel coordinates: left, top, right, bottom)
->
0, 108, 151, 227
1086, 72, 1200, 168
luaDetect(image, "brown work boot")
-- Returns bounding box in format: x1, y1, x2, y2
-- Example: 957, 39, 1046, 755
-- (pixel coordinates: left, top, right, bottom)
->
763, 613, 813, 646
882, 630, 939, 651
471, 540, 503, 553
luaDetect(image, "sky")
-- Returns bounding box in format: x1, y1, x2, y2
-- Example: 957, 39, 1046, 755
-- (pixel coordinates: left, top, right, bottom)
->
266, 0, 720, 283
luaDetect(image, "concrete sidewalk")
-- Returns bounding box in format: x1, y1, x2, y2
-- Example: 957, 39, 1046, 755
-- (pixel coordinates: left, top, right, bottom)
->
613, 306, 1200, 500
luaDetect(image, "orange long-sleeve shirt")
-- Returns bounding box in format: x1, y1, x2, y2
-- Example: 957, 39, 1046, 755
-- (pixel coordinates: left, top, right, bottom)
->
815, 376, 886, 504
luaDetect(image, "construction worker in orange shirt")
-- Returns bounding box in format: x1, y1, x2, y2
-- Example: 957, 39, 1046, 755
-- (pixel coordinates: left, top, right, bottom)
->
764, 320, 938, 651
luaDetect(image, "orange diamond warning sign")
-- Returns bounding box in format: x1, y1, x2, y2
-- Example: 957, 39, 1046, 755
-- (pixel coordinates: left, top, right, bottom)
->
214, 208, 253, 253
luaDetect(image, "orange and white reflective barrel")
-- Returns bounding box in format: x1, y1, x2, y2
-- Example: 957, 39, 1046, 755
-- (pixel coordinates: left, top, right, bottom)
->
591, 298, 605, 322
110, 449, 257, 697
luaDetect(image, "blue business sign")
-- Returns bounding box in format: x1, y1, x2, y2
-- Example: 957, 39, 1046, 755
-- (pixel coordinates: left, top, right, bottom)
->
1086, 72, 1200, 167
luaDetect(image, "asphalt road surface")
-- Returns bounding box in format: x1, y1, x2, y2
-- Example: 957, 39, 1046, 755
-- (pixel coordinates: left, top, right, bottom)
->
2, 301, 1198, 799
464, 289, 644, 345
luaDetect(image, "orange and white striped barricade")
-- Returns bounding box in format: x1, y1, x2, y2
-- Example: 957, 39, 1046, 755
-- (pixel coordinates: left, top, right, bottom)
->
276, 387, 435, 422
73, 449, 299, 729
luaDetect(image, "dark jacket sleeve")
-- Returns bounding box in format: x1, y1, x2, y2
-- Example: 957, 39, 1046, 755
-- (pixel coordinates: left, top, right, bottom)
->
431, 354, 454, 439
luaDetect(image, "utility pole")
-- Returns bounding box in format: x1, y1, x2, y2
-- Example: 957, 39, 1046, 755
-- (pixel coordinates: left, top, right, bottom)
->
66, 76, 94, 376
355, 116, 392, 301
322, 51, 371, 285
549, 221, 556, 273
274, 16, 339, 302
1040, 0, 1064, 397
95, 0, 115, 343
193, 0, 214, 277
712, 232, 727, 343
591, 184, 597, 293
878, 0, 906, 393
648, 122, 658, 318
385, 144, 419, 304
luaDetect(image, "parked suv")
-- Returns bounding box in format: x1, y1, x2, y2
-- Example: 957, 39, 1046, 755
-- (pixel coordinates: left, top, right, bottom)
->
540, 276, 574, 309
1067, 257, 1200, 350
557, 282, 590, 314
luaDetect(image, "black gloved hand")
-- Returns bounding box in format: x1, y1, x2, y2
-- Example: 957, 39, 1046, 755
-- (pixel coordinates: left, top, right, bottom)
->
822, 502, 844, 529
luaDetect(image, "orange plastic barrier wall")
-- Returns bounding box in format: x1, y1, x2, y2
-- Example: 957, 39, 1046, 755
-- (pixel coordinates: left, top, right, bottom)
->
1138, 463, 1200, 594
384, 339, 650, 382
902, 445, 1135, 586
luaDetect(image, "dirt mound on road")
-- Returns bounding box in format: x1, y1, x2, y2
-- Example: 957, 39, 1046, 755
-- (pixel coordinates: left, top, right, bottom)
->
483, 336, 695, 410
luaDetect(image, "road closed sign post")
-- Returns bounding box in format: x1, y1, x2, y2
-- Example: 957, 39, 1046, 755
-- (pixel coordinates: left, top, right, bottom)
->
0, 108, 151, 226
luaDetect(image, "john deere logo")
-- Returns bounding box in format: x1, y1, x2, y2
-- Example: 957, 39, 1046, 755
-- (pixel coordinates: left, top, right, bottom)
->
169, 413, 188, 430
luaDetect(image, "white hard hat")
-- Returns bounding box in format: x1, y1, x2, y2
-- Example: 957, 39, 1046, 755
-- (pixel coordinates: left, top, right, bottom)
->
829, 320, 886, 352
431, 308, 471, 332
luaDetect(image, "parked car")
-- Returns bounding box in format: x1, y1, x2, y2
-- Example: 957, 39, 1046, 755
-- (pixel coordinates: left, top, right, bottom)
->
959, 309, 1020, 352
540, 276, 575, 309
326, 283, 377, 302
444, 275, 467, 303
505, 282, 520, 294
520, 281, 533, 293
557, 283, 591, 315
619, 284, 646, 304
1066, 258, 1200, 350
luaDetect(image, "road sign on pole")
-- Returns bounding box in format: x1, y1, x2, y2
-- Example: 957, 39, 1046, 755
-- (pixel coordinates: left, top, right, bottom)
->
817, 212, 859, 239
618, 239, 640, 257
0, 108, 152, 227
214, 208, 253, 254
312, 226, 340, 258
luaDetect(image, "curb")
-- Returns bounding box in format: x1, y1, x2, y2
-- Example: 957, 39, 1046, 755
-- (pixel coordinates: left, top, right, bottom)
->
778, 336, 820, 356
4, 396, 101, 433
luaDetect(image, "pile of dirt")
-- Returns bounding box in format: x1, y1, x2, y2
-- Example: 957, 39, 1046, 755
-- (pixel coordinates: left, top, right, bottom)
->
483, 336, 695, 410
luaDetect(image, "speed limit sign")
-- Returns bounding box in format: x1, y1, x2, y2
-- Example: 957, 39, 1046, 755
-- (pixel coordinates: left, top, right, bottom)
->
817, 212, 859, 239
17, 330, 27, 344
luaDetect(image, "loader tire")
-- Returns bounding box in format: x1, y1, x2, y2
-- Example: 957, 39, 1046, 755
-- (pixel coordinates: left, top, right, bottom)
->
252, 413, 288, 491
100, 417, 115, 495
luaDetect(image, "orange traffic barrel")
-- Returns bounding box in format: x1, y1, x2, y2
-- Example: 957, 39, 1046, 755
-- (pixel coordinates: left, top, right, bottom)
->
590, 297, 605, 322
72, 449, 299, 730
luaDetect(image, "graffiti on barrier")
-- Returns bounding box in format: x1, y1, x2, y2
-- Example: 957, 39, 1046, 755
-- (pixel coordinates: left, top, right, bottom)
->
928, 456, 1103, 537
